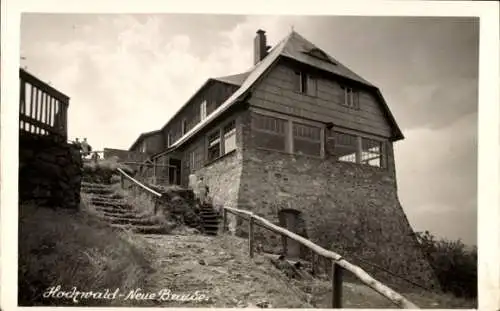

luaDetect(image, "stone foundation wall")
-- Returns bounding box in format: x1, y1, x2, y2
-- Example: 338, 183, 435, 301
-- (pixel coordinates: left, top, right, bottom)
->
234, 110, 440, 291
19, 133, 82, 210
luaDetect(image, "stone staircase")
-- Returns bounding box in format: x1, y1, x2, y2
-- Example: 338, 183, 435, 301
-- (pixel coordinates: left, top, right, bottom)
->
199, 203, 220, 236
81, 181, 172, 234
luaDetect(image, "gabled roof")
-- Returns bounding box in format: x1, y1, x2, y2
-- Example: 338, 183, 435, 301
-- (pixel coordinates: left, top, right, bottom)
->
214, 72, 250, 86
129, 129, 162, 151
163, 30, 403, 151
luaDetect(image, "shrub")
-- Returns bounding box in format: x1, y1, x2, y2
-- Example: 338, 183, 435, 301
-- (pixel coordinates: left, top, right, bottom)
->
415, 230, 477, 298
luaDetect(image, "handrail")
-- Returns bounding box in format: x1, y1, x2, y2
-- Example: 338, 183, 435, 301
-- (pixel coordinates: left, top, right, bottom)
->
117, 167, 161, 198
19, 68, 69, 139
222, 206, 419, 309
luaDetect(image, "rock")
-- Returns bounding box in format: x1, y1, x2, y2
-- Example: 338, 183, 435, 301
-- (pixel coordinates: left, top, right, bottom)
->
198, 259, 206, 265
256, 300, 270, 308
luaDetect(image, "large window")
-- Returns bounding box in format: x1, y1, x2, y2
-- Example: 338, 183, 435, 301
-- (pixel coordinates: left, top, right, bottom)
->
207, 131, 221, 162
293, 122, 321, 156
329, 130, 384, 168
361, 138, 383, 167
293, 71, 317, 97
332, 132, 358, 163
224, 120, 236, 154
251, 113, 287, 151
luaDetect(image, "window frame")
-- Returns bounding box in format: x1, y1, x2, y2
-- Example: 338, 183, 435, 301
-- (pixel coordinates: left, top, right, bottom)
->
205, 118, 238, 165
329, 128, 386, 168
340, 85, 359, 109
293, 71, 317, 97
200, 100, 207, 121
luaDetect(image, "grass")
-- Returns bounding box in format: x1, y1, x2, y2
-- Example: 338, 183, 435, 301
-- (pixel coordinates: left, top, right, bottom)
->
18, 202, 155, 306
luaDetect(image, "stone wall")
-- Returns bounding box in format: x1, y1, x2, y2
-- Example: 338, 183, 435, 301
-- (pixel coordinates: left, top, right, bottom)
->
19, 133, 82, 209
235, 110, 440, 291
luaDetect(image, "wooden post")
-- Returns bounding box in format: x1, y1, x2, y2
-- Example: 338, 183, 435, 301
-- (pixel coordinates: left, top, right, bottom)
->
120, 174, 124, 189
311, 251, 316, 276
249, 216, 254, 258
282, 234, 288, 256
331, 261, 343, 308
222, 208, 227, 233
153, 197, 158, 215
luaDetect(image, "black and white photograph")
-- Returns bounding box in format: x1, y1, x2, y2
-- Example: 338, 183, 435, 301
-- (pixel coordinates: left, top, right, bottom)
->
1, 0, 499, 310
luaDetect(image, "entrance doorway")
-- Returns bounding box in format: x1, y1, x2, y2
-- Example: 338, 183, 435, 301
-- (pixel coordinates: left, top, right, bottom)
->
168, 158, 182, 185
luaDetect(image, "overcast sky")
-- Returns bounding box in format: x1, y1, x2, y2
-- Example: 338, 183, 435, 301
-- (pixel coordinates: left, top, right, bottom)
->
20, 14, 479, 245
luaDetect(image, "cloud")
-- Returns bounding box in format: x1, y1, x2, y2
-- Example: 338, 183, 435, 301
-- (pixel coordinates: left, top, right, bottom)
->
395, 112, 477, 244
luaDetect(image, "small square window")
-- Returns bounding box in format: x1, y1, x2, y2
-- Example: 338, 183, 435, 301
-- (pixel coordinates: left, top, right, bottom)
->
207, 131, 221, 162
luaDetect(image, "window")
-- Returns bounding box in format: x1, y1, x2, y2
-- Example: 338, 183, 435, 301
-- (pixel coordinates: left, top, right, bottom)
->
207, 131, 221, 162
330, 130, 385, 168
140, 141, 147, 153
293, 123, 321, 156
181, 119, 187, 135
332, 132, 358, 163
200, 100, 207, 121
340, 86, 359, 109
167, 132, 172, 147
223, 120, 236, 154
361, 138, 383, 167
251, 113, 287, 151
293, 71, 317, 96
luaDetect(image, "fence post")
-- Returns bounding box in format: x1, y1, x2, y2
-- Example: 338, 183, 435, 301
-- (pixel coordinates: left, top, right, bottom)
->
282, 234, 288, 256
248, 216, 254, 258
331, 261, 343, 308
153, 197, 158, 215
311, 251, 316, 276
222, 208, 227, 233
120, 174, 124, 189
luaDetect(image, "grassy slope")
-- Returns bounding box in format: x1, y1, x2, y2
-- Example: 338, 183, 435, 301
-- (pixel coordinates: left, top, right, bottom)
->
18, 203, 154, 306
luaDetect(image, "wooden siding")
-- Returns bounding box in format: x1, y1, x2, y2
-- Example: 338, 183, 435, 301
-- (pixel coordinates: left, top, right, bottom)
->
162, 81, 239, 149
250, 62, 393, 138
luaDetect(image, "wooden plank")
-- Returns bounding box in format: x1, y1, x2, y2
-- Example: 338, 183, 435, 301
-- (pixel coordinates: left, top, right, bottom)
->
331, 262, 343, 308
249, 217, 254, 258
29, 84, 35, 118
20, 69, 69, 102
43, 92, 48, 124
48, 97, 53, 126
117, 168, 162, 197
224, 206, 419, 309
253, 88, 391, 132
19, 80, 26, 114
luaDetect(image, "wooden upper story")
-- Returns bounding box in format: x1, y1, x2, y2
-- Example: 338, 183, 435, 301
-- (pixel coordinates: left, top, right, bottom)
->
130, 30, 403, 171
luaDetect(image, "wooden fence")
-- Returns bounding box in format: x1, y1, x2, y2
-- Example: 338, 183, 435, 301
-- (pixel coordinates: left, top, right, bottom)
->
19, 68, 69, 139
114, 168, 419, 309
221, 206, 419, 309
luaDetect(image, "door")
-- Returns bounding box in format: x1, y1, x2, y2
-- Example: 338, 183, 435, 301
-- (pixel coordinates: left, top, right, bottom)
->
168, 158, 182, 185
279, 210, 301, 258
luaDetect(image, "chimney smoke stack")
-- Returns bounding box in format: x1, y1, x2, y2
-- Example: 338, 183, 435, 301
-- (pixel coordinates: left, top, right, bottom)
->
254, 29, 268, 65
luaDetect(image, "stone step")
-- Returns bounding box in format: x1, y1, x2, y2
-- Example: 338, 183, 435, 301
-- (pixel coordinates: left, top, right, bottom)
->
203, 223, 220, 229
94, 206, 133, 214
90, 199, 132, 209
110, 224, 173, 235
101, 216, 158, 226
101, 211, 139, 218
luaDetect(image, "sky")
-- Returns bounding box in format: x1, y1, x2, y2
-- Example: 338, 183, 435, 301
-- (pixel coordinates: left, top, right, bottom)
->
20, 14, 479, 245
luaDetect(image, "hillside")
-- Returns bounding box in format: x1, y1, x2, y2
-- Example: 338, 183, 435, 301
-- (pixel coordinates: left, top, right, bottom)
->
17, 159, 477, 308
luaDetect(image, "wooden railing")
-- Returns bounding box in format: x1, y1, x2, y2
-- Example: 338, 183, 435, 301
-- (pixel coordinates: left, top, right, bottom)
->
19, 68, 69, 139
117, 167, 162, 214
221, 206, 419, 309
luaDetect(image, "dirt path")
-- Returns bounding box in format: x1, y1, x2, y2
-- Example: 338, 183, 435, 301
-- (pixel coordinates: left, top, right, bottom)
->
133, 233, 314, 308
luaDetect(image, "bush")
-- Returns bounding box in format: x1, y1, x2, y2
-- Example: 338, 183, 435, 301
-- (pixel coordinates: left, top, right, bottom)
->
415, 230, 477, 298
18, 203, 154, 306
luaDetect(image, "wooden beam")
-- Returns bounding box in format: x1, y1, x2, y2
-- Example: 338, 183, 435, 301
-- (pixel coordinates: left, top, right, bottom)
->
331, 262, 343, 308
223, 206, 419, 309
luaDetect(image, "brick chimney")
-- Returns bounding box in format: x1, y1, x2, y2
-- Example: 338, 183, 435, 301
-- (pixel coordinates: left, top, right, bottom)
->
254, 29, 269, 65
